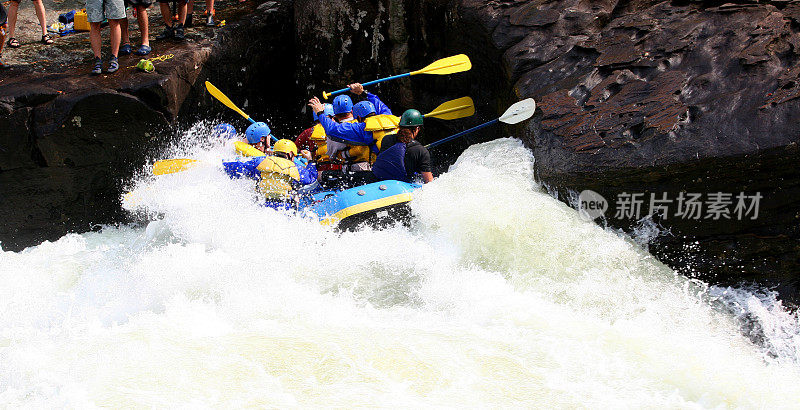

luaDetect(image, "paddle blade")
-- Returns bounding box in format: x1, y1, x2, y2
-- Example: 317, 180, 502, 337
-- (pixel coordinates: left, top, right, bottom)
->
499, 98, 536, 124
411, 54, 472, 76
424, 97, 475, 120
153, 159, 200, 175
205, 81, 250, 120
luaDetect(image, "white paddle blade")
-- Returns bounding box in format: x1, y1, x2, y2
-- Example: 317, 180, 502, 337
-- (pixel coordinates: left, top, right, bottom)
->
499, 98, 536, 124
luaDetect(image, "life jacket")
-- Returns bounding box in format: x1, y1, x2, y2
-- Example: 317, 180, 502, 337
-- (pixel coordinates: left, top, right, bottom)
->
364, 114, 400, 152
371, 138, 409, 182
308, 124, 341, 171
255, 156, 300, 199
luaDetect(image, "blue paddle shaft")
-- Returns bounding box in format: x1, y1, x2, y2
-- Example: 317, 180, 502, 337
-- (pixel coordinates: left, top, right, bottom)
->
426, 119, 499, 149
327, 73, 412, 98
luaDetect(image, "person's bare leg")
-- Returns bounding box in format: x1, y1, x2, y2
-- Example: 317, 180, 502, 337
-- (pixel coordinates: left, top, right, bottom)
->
206, 0, 213, 15
121, 17, 130, 44
109, 19, 122, 57
137, 6, 149, 46
6, 1, 18, 39
187, 0, 193, 15
177, 1, 187, 24
159, 2, 172, 24
31, 0, 48, 37
90, 22, 102, 57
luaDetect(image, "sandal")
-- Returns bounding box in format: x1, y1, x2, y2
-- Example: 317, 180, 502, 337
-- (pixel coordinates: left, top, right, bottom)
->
134, 44, 151, 55
120, 43, 133, 55
41, 34, 54, 45
7, 38, 20, 48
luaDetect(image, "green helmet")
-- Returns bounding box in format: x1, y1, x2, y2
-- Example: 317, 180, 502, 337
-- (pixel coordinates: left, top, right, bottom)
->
399, 109, 424, 127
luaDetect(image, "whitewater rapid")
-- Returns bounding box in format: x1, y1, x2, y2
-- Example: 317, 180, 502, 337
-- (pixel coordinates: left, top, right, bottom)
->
1, 132, 799, 407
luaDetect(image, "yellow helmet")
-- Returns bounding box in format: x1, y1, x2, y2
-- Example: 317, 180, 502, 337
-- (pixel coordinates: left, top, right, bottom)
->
273, 139, 298, 156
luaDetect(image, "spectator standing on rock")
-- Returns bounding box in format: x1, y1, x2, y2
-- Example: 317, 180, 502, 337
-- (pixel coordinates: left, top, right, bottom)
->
0, 3, 7, 68
120, 0, 152, 56
185, 0, 215, 28
4, 0, 54, 49
87, 0, 126, 74
156, 0, 187, 41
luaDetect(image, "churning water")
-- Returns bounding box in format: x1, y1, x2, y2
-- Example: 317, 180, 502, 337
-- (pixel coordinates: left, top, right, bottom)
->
1, 131, 799, 407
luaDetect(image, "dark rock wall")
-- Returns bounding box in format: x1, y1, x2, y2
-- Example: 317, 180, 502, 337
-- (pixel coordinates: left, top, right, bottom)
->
0, 0, 295, 251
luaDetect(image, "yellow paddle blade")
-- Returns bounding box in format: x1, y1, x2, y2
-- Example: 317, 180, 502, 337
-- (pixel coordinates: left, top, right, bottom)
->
424, 97, 475, 120
205, 81, 250, 120
410, 54, 472, 76
152, 159, 200, 175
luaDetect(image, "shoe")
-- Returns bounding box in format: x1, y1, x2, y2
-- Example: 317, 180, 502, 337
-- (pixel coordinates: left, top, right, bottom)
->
205, 13, 215, 26
173, 23, 185, 40
120, 43, 133, 55
107, 57, 119, 73
91, 57, 102, 75
184, 13, 193, 28
134, 44, 152, 55
7, 37, 20, 48
156, 25, 174, 40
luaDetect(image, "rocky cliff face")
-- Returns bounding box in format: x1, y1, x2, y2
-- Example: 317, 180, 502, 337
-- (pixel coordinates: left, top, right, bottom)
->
0, 0, 295, 251
463, 0, 800, 294
294, 0, 800, 296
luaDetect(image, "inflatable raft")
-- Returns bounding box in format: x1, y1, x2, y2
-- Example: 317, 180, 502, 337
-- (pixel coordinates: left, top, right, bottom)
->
301, 180, 420, 230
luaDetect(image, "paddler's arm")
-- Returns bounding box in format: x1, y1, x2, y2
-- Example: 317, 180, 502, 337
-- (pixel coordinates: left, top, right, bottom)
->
309, 97, 373, 146
294, 152, 318, 185
365, 92, 392, 115
418, 147, 434, 183
222, 157, 265, 180
349, 83, 392, 115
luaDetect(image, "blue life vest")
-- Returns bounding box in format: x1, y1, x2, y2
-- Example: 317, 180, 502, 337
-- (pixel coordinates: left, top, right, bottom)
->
371, 142, 408, 182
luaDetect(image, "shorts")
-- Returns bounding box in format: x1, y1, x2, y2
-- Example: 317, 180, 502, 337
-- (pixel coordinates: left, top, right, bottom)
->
86, 0, 126, 22
124, 0, 153, 8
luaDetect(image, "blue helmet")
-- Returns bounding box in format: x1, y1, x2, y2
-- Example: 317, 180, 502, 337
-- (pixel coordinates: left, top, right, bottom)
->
245, 122, 271, 144
332, 95, 353, 115
212, 123, 237, 138
353, 101, 376, 120
313, 103, 335, 122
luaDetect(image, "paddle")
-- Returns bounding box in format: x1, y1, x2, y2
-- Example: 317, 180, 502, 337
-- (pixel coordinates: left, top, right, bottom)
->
205, 81, 278, 142
322, 54, 472, 100
425, 98, 536, 149
424, 96, 475, 120
153, 159, 201, 175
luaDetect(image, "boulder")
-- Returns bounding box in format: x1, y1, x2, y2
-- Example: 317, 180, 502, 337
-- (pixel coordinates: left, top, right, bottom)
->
0, 0, 295, 250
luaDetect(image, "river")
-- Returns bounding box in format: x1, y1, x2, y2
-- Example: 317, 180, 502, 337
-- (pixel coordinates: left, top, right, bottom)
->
1, 130, 799, 407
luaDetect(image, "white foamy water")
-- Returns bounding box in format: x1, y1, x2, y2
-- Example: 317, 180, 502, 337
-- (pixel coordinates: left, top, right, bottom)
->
2, 135, 799, 407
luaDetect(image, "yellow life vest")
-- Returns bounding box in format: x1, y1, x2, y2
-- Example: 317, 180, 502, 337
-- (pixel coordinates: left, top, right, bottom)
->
337, 145, 372, 164
309, 123, 326, 141
234, 140, 266, 157
255, 156, 300, 199
309, 124, 331, 163
364, 114, 400, 159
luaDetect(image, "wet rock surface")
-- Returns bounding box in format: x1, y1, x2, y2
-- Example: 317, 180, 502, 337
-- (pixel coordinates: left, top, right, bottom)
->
458, 0, 800, 297
0, 0, 294, 250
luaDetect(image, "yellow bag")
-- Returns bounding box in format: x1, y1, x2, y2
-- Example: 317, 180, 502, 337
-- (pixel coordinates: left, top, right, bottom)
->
74, 9, 90, 31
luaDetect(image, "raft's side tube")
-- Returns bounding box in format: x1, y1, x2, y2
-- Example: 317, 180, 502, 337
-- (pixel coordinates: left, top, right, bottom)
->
234, 140, 267, 157
305, 180, 419, 226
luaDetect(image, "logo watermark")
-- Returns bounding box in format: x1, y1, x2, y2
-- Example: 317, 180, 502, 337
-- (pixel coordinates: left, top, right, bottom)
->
577, 191, 762, 221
